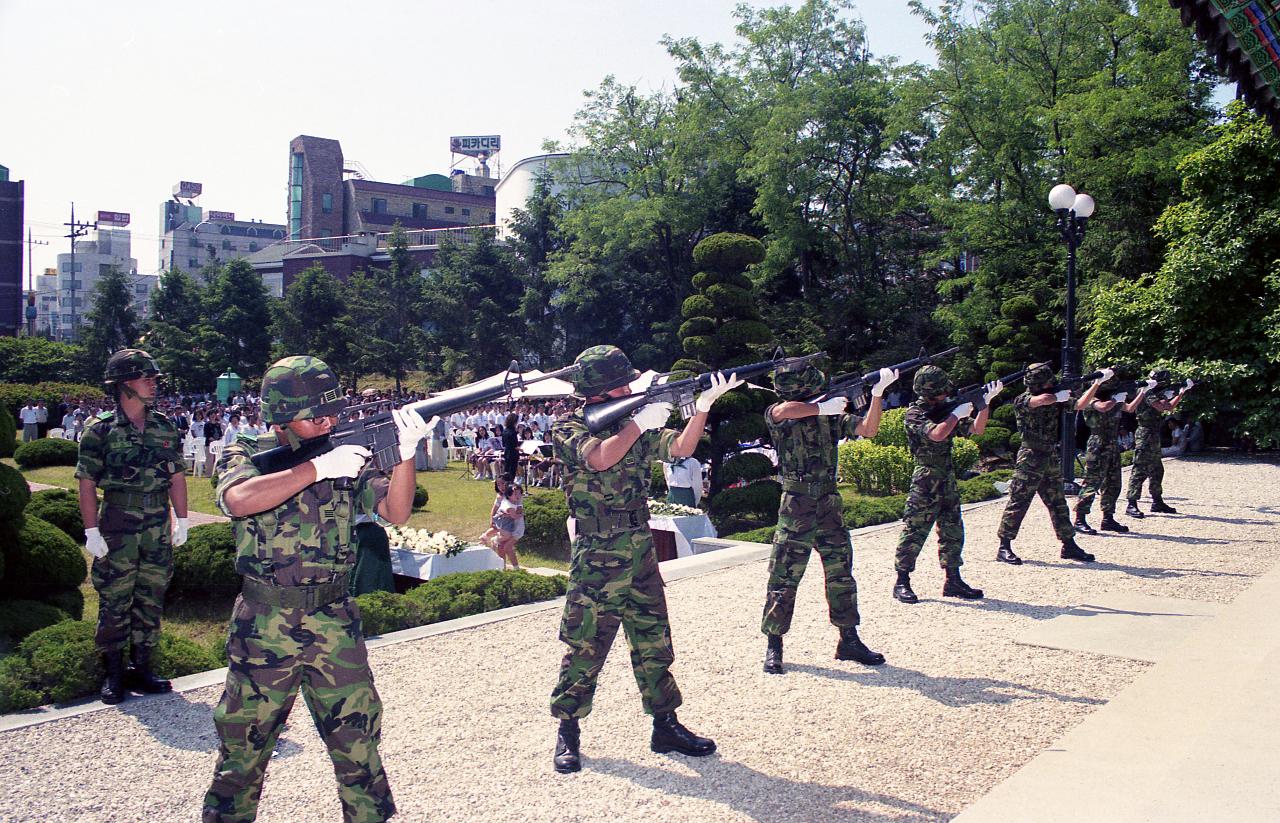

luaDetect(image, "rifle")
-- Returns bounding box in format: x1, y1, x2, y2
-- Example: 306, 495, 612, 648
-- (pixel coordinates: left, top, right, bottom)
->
582, 349, 826, 436
926, 368, 1027, 424
250, 361, 580, 477
812, 346, 960, 404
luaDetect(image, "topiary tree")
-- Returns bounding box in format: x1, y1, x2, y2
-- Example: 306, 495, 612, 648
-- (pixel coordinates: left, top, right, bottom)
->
169, 522, 239, 600
13, 438, 80, 469
0, 404, 15, 459
0, 462, 31, 522
0, 515, 88, 598
678, 233, 777, 520
24, 489, 85, 544
0, 599, 71, 641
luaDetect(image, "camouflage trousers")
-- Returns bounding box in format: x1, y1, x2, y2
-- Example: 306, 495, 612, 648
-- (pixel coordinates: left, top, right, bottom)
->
1076, 438, 1121, 517
761, 490, 859, 636
997, 446, 1076, 543
1127, 426, 1164, 503
204, 596, 394, 823
91, 501, 172, 653
551, 530, 681, 720
895, 467, 964, 573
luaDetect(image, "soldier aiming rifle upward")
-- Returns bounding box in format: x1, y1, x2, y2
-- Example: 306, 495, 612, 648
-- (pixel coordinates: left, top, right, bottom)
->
1075, 371, 1155, 535
1126, 369, 1198, 518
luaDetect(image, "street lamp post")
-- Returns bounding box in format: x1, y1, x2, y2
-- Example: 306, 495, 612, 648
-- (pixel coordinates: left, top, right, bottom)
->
1048, 183, 1095, 492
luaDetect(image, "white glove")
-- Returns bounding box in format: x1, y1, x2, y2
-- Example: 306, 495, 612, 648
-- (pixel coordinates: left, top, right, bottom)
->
1054, 390, 1072, 402
1098, 367, 1115, 382
1145, 378, 1158, 390
951, 402, 973, 419
171, 517, 189, 548
311, 444, 372, 481
982, 380, 1004, 404
1184, 378, 1195, 390
1112, 392, 1128, 403
632, 402, 674, 433
694, 371, 744, 413
871, 367, 899, 398
393, 408, 437, 463
85, 527, 109, 559
815, 396, 848, 416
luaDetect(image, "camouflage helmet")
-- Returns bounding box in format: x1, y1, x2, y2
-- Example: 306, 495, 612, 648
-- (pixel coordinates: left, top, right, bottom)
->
773, 361, 828, 401
103, 348, 161, 385
912, 365, 953, 398
260, 356, 346, 424
1024, 361, 1055, 388
572, 345, 639, 398
1148, 367, 1172, 384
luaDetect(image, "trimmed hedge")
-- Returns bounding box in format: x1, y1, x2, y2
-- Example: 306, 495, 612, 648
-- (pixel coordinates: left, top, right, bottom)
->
0, 405, 15, 459
972, 426, 1012, 456
678, 316, 716, 338
0, 600, 70, 641
843, 494, 908, 529
152, 632, 222, 679
719, 452, 774, 485
0, 463, 31, 522
170, 522, 239, 600
13, 438, 80, 469
723, 525, 777, 544
650, 463, 667, 497
989, 403, 1017, 429
1120, 449, 1134, 467
707, 480, 780, 531
25, 489, 85, 544
691, 233, 765, 272
0, 516, 87, 596
355, 569, 569, 637
871, 408, 909, 448
691, 270, 753, 291
681, 295, 715, 319
839, 440, 914, 494
523, 491, 569, 555
43, 587, 85, 621
0, 383, 103, 427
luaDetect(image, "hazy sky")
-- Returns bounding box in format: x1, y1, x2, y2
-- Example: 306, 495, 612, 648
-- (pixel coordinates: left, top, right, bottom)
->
1, 1, 936, 282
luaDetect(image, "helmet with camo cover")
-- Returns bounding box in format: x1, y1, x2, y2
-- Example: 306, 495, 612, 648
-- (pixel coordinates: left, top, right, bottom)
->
103, 348, 162, 385
1024, 361, 1055, 389
260, 356, 346, 424
1148, 367, 1172, 385
912, 365, 953, 398
773, 360, 828, 401
572, 345, 639, 398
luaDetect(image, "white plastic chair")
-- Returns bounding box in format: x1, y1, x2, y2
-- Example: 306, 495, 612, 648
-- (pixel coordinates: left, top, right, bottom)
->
206, 440, 224, 475
184, 435, 205, 477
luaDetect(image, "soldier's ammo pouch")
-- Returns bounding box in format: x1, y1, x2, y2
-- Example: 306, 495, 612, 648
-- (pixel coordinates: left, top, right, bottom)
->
240, 574, 350, 610
780, 476, 837, 497
575, 500, 651, 536
102, 489, 169, 509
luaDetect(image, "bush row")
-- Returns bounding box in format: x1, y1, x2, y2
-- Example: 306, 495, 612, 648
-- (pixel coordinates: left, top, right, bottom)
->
0, 406, 14, 459
354, 570, 569, 637
13, 438, 80, 469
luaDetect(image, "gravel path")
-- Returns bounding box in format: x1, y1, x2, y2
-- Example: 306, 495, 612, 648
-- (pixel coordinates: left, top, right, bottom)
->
3, 455, 1276, 823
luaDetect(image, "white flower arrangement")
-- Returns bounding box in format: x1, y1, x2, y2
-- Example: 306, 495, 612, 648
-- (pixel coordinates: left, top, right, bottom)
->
647, 499, 704, 517
386, 525, 469, 557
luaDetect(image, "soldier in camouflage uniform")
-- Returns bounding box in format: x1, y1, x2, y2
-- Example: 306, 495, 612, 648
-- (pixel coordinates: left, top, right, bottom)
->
1126, 369, 1195, 518
758, 359, 897, 675
76, 349, 189, 705
550, 345, 743, 774
995, 362, 1110, 565
203, 356, 433, 823
1073, 374, 1150, 534
892, 366, 1003, 605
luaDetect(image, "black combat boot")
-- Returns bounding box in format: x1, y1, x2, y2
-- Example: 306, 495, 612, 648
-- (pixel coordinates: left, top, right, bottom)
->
553, 718, 582, 773
893, 571, 919, 604
996, 538, 1022, 565
942, 567, 983, 600
763, 634, 784, 674
1099, 514, 1130, 533
651, 712, 716, 757
835, 626, 885, 666
127, 645, 172, 694
1150, 499, 1178, 514
1125, 501, 1145, 519
1060, 539, 1096, 563
1074, 510, 1097, 534
101, 651, 127, 705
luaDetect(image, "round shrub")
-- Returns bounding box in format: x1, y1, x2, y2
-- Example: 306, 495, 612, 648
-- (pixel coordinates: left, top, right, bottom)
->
0, 462, 31, 522
842, 494, 908, 529
682, 335, 723, 362
692, 270, 753, 291
19, 620, 101, 705
989, 403, 1017, 429
0, 516, 87, 595
13, 438, 80, 469
678, 316, 716, 338
413, 484, 429, 509
723, 525, 777, 544
692, 232, 765, 273
24, 491, 85, 544
707, 480, 781, 528
0, 655, 44, 712
719, 452, 775, 485
707, 390, 753, 419
523, 491, 569, 554
0, 599, 71, 641
153, 631, 221, 678
0, 405, 15, 459
670, 358, 705, 375
681, 294, 715, 319
170, 522, 239, 600
1120, 449, 1134, 467
717, 319, 772, 347
43, 587, 85, 621
1001, 294, 1039, 323
838, 440, 913, 494
705, 283, 755, 315
355, 590, 425, 637
871, 408, 908, 448
971, 426, 1012, 456
953, 438, 980, 475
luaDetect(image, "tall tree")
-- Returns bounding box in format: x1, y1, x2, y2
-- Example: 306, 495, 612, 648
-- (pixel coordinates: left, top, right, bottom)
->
506, 168, 569, 367
272, 264, 353, 378
198, 259, 274, 381
79, 266, 140, 377
143, 267, 212, 392
345, 225, 429, 395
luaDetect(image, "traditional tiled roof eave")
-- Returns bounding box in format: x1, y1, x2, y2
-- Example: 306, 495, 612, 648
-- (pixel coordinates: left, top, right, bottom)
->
1169, 0, 1280, 133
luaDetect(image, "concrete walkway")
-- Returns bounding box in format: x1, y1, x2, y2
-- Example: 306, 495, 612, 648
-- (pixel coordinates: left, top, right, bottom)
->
1, 455, 1276, 822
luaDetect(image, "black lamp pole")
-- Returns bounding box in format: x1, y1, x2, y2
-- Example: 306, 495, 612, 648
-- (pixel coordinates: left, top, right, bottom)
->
1054, 204, 1088, 491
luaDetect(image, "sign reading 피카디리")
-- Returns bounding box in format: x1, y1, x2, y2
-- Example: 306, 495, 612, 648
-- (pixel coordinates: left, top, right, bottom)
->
450, 135, 501, 157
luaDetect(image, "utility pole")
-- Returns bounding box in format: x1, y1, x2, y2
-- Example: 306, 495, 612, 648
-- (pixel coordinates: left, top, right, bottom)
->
64, 202, 96, 342
24, 228, 48, 337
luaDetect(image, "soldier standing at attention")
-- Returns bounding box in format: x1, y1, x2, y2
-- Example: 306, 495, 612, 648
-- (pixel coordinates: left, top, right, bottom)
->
759, 359, 898, 675
995, 362, 1112, 565
203, 356, 432, 823
1073, 374, 1150, 534
76, 349, 189, 705
550, 346, 742, 774
892, 367, 1003, 605
1126, 370, 1194, 518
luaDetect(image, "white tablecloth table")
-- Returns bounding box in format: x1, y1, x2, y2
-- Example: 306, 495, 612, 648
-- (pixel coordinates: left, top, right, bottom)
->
390, 545, 504, 581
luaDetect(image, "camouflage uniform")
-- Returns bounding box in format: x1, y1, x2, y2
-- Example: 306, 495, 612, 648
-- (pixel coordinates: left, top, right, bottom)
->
203, 357, 395, 823
1127, 393, 1165, 505
761, 365, 863, 635
549, 345, 685, 720
75, 407, 185, 653
1076, 400, 1123, 518
895, 391, 973, 574
997, 374, 1076, 544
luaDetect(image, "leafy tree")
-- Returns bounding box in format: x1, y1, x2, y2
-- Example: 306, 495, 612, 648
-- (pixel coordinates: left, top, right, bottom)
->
272, 264, 353, 377
506, 168, 568, 366
0, 338, 89, 384
142, 268, 212, 392
198, 259, 273, 381
1086, 104, 1280, 446
344, 226, 429, 395
78, 266, 139, 378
